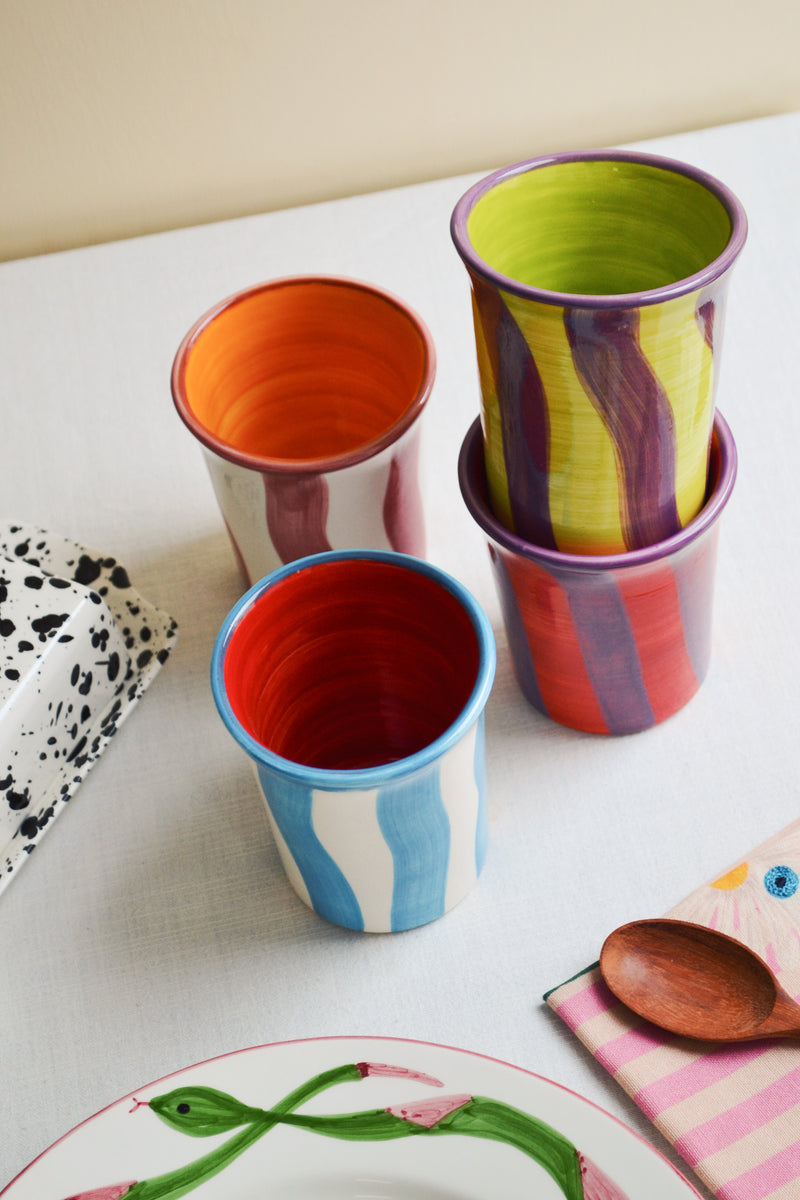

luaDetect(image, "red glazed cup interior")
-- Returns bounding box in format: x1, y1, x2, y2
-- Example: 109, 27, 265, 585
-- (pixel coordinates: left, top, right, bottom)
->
171, 276, 435, 469
222, 555, 483, 771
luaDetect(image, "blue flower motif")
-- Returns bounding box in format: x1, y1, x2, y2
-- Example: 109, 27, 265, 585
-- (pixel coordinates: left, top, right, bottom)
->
763, 865, 799, 899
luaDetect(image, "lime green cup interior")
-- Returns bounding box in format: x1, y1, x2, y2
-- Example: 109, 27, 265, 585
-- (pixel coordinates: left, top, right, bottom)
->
451, 151, 747, 554
467, 158, 733, 297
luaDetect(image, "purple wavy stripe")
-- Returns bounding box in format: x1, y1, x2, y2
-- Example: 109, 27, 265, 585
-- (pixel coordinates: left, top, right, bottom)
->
383, 434, 425, 556
670, 532, 718, 684
696, 296, 716, 351
263, 473, 332, 564
472, 274, 556, 548
564, 308, 680, 550
556, 567, 655, 735
488, 546, 546, 713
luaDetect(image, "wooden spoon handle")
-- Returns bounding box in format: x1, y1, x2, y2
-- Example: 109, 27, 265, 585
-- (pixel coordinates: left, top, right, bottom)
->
749, 992, 800, 1040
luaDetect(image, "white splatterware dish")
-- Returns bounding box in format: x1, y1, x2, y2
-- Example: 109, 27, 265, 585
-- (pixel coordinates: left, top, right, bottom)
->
0, 521, 177, 893
2, 1036, 702, 1199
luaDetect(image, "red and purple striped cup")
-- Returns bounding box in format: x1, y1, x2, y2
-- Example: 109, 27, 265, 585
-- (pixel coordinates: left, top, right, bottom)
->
458, 413, 737, 735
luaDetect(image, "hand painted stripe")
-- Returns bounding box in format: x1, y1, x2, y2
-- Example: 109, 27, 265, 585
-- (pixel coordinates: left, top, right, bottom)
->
560, 570, 655, 734
695, 295, 717, 351
472, 274, 556, 548
382, 433, 425, 555
501, 550, 610, 734
564, 307, 680, 550
438, 720, 482, 907
616, 562, 699, 725
263, 472, 332, 564
377, 768, 450, 931
257, 767, 364, 930
310, 786, 394, 932
488, 545, 547, 714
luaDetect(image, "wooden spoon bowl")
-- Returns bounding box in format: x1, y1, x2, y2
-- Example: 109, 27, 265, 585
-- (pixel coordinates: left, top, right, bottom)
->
600, 919, 800, 1042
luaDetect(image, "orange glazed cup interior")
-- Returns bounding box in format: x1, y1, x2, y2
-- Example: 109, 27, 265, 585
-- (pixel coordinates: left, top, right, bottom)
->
172, 276, 435, 469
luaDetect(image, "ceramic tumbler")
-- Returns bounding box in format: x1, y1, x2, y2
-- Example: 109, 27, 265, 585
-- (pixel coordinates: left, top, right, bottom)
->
458, 414, 736, 735
211, 550, 496, 932
172, 276, 435, 586
451, 151, 746, 554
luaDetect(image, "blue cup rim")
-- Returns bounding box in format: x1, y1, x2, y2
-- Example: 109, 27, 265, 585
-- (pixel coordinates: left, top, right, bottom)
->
458, 412, 737, 571
211, 549, 496, 788
450, 149, 748, 309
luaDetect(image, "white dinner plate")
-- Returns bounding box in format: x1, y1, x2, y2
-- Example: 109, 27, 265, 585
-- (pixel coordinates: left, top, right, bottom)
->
3, 1036, 701, 1199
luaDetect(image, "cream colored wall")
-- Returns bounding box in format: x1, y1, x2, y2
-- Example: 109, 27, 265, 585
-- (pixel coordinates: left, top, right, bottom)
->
2, 0, 799, 262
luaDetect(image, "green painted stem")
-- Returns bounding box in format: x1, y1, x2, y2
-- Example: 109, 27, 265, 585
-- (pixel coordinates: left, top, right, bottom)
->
275, 1096, 584, 1199
123, 1063, 363, 1200
71, 1069, 590, 1200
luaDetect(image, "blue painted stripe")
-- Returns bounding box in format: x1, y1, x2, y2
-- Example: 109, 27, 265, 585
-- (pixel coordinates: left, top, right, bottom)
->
377, 768, 450, 931
257, 766, 364, 931
473, 713, 488, 876
562, 571, 655, 735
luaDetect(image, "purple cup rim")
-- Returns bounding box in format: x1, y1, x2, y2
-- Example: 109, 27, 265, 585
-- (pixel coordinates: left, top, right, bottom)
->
457, 412, 737, 571
450, 149, 748, 309
171, 274, 436, 475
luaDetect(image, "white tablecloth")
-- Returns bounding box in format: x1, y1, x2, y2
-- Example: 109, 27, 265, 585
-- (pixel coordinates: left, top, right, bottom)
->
2, 111, 799, 1196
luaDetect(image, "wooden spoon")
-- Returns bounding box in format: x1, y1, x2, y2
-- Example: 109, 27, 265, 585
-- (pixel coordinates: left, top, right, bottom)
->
599, 918, 800, 1041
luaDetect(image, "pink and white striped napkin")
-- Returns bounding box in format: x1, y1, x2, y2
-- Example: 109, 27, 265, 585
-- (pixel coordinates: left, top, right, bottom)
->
546, 819, 800, 1200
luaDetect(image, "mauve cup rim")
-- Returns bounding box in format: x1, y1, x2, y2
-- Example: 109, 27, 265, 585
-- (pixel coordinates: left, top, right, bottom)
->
457, 411, 737, 571
171, 274, 437, 474
450, 149, 748, 309
210, 548, 497, 788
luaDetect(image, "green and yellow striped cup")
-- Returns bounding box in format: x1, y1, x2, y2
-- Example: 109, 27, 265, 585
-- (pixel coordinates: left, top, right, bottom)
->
451, 151, 747, 554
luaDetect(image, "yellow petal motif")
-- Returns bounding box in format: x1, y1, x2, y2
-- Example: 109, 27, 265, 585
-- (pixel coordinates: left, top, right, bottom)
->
709, 862, 749, 890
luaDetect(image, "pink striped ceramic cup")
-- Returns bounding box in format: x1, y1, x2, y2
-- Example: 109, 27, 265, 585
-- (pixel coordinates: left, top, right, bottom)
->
172, 276, 435, 587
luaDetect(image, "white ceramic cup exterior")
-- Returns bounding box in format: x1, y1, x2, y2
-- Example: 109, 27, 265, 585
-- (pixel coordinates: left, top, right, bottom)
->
211, 550, 496, 933
256, 716, 486, 933
202, 421, 423, 587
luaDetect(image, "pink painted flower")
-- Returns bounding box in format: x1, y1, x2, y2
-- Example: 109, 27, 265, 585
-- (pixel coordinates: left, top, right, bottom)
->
387, 1093, 472, 1128
579, 1153, 631, 1200
62, 1185, 136, 1200
356, 1061, 444, 1088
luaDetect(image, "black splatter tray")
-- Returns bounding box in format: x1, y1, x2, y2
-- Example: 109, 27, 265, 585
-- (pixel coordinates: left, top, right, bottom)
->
0, 522, 178, 893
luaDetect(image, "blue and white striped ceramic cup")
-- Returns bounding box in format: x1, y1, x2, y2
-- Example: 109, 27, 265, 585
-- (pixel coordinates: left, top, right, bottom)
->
211, 550, 496, 932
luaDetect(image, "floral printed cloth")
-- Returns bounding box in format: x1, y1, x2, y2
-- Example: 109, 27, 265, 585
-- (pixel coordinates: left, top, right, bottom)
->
546, 819, 800, 1200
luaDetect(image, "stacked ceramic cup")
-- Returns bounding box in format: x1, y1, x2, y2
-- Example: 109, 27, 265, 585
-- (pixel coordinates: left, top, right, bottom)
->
452, 150, 747, 735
